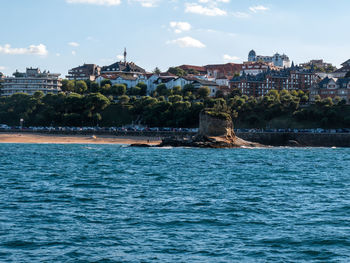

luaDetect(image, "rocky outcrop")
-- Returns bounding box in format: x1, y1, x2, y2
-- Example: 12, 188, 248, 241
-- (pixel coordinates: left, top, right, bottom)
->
157, 111, 263, 148
131, 111, 264, 148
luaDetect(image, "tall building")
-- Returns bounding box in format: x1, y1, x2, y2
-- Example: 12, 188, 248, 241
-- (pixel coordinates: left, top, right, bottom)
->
66, 64, 100, 81
248, 49, 291, 68
1, 68, 62, 96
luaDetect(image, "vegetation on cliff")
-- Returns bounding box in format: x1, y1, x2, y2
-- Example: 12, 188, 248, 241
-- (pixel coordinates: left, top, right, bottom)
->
0, 80, 350, 128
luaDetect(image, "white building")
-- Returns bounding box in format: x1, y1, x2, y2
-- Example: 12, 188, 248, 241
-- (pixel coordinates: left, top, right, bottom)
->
1, 68, 62, 96
248, 50, 291, 68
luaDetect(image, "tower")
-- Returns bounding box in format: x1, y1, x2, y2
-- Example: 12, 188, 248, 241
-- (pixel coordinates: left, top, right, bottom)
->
123, 48, 127, 64
248, 50, 256, 62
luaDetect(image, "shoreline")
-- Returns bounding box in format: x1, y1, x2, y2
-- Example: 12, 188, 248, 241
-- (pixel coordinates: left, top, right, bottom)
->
0, 133, 162, 145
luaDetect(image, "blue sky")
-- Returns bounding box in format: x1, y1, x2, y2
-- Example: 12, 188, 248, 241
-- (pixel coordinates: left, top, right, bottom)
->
0, 0, 349, 76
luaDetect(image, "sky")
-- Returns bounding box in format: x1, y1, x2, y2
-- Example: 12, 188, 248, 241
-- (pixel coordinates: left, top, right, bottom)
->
0, 0, 349, 76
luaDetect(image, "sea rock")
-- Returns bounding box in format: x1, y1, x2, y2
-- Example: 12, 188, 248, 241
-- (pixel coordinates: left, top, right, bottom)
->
159, 111, 264, 148
129, 143, 152, 147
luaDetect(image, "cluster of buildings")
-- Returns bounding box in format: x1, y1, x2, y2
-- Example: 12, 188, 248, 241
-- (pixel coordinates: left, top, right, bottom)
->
0, 49, 349, 103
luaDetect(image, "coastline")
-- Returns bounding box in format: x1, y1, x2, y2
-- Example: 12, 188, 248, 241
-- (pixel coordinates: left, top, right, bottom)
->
0, 133, 161, 145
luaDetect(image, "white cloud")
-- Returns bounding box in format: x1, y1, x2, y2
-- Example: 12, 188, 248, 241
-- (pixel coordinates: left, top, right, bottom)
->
170, 21, 191, 33
249, 5, 269, 13
129, 0, 159, 7
66, 0, 121, 6
72, 51, 76, 56
56, 53, 61, 57
68, 42, 80, 47
117, 54, 124, 60
199, 0, 230, 3
0, 44, 48, 56
185, 3, 227, 16
223, 54, 240, 61
232, 11, 250, 18
167, 36, 205, 48
0, 66, 5, 70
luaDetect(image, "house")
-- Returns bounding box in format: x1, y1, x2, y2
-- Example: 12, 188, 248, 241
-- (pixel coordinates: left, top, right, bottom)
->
215, 76, 231, 87
178, 63, 242, 80
331, 59, 350, 78
101, 61, 146, 75
96, 73, 140, 89
184, 77, 219, 97
205, 63, 242, 79
310, 77, 350, 103
1, 68, 62, 96
101, 49, 147, 76
66, 64, 100, 81
178, 65, 207, 75
299, 59, 334, 70
240, 61, 272, 76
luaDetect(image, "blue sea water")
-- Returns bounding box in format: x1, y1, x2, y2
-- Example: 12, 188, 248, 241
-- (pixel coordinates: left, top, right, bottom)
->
0, 144, 349, 262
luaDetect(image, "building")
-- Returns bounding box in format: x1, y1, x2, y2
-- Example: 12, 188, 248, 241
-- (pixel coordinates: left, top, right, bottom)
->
66, 64, 100, 81
299, 59, 334, 70
178, 65, 207, 75
1, 68, 62, 96
183, 77, 219, 97
178, 63, 242, 81
205, 63, 242, 79
241, 61, 272, 76
310, 77, 350, 103
100, 49, 146, 75
230, 66, 317, 97
96, 73, 142, 89
248, 49, 291, 68
331, 59, 350, 78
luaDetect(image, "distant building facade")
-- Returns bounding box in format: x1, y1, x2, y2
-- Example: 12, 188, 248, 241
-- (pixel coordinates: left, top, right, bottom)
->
1, 68, 62, 96
230, 66, 316, 97
66, 64, 100, 81
299, 59, 334, 70
310, 77, 350, 103
248, 50, 291, 68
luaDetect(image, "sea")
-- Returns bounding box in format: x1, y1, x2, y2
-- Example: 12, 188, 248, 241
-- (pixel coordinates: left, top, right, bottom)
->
0, 144, 349, 262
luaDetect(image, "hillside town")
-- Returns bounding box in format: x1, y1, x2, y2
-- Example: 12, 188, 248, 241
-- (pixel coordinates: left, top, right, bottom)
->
1, 49, 349, 104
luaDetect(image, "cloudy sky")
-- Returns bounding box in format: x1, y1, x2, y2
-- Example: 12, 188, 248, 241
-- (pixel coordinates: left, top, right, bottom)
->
0, 0, 349, 76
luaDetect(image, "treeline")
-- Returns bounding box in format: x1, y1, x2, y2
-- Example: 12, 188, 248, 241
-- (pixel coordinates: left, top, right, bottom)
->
0, 82, 350, 128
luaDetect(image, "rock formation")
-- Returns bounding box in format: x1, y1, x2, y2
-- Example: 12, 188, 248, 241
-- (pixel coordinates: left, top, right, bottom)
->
157, 111, 263, 148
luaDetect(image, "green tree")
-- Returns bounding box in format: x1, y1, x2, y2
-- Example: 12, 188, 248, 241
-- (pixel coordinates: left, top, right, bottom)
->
168, 67, 186, 77
153, 67, 161, 74
100, 79, 112, 87
75, 80, 88, 94
156, 84, 170, 97
111, 84, 127, 96
197, 86, 210, 99
118, 95, 130, 104
168, 95, 182, 103
89, 82, 100, 93
172, 86, 182, 95
129, 86, 141, 96
136, 82, 148, 96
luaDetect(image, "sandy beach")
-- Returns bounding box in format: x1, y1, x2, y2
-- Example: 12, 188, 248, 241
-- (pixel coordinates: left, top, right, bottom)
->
0, 133, 161, 145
